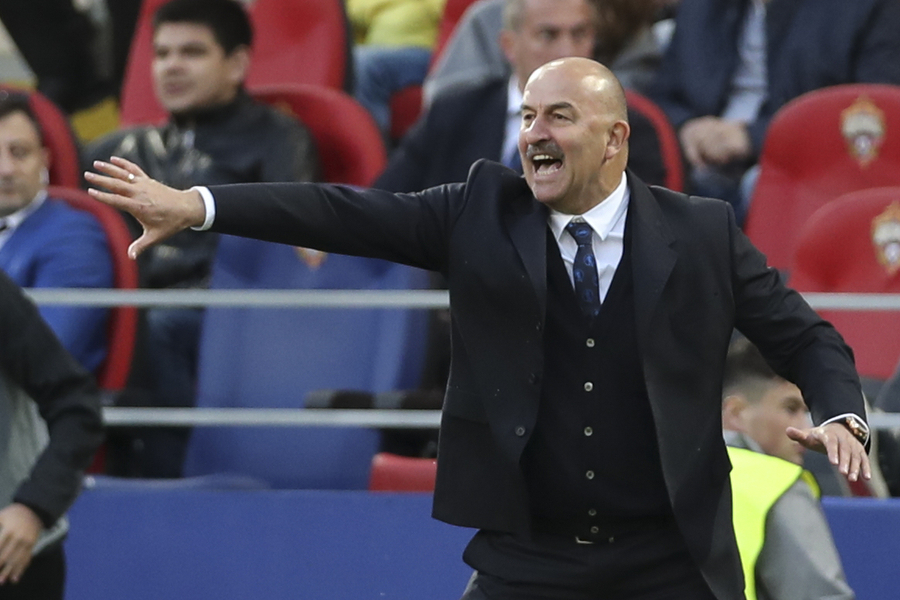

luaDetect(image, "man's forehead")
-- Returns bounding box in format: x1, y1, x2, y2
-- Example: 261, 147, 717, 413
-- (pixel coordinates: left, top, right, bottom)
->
154, 22, 218, 47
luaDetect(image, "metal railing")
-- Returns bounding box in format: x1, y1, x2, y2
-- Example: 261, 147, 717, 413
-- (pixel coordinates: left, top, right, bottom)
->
25, 288, 900, 431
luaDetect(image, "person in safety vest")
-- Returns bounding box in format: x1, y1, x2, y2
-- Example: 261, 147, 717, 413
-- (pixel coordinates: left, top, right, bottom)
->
722, 337, 855, 600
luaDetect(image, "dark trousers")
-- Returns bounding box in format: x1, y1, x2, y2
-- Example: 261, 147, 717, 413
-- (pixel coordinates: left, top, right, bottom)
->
0, 544, 65, 600
460, 523, 716, 600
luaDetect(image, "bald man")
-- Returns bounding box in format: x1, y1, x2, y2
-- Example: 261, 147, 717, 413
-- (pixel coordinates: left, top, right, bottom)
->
86, 58, 869, 600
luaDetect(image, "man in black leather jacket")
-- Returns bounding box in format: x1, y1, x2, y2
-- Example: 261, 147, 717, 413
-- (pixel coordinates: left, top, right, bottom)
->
85, 0, 318, 478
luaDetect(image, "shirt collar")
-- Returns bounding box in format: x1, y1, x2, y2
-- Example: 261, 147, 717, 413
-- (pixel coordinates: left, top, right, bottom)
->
507, 76, 523, 117
1, 189, 47, 232
548, 173, 630, 243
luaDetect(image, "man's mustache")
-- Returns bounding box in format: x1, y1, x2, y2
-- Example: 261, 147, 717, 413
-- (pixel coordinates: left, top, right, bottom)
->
525, 142, 564, 160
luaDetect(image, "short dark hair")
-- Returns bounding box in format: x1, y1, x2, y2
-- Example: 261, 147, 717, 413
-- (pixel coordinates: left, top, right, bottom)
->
722, 337, 783, 403
154, 0, 253, 55
0, 90, 44, 146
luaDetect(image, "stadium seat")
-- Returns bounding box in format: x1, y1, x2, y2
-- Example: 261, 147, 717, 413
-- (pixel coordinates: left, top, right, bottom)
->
790, 186, 900, 381
0, 86, 81, 188
182, 235, 431, 489
48, 186, 138, 392
745, 84, 900, 272
251, 83, 387, 186
368, 452, 437, 492
625, 89, 684, 192
245, 0, 352, 92
386, 0, 482, 142
119, 0, 352, 125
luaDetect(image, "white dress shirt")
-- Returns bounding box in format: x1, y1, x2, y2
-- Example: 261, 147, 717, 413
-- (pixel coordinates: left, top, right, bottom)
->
547, 173, 629, 301
0, 190, 47, 251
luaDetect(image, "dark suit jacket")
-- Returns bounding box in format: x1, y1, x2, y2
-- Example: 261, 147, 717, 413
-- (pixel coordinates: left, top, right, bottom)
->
650, 0, 900, 157
376, 77, 667, 193
209, 161, 863, 600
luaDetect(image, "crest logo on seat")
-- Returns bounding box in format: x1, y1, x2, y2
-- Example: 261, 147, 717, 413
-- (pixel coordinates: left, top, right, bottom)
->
872, 201, 900, 274
841, 96, 885, 167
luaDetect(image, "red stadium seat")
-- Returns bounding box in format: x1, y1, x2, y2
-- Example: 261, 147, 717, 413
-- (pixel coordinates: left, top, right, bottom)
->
251, 83, 387, 186
790, 186, 900, 381
745, 84, 900, 272
368, 452, 437, 492
48, 186, 138, 391
119, 0, 351, 125
1, 85, 81, 188
625, 89, 684, 192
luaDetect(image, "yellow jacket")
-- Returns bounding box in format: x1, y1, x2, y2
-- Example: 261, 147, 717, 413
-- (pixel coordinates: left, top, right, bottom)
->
347, 0, 447, 47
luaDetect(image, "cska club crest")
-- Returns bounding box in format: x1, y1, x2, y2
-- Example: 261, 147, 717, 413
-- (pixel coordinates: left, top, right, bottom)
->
841, 96, 886, 167
872, 201, 900, 275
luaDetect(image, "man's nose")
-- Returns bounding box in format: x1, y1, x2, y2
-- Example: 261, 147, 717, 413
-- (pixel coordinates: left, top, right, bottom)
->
523, 116, 550, 144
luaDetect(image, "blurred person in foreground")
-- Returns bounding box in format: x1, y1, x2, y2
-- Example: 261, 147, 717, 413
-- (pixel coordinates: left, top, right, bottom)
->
0, 270, 104, 600
86, 0, 319, 479
722, 337, 855, 600
87, 57, 869, 600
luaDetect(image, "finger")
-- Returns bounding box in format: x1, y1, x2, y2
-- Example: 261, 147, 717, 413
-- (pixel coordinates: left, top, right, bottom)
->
84, 170, 137, 197
8, 552, 29, 584
86, 186, 139, 213
109, 156, 149, 178
91, 159, 138, 183
861, 450, 872, 481
846, 442, 862, 482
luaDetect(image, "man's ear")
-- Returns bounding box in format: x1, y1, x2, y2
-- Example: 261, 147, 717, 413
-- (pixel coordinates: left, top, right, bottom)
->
226, 45, 251, 87
722, 394, 748, 432
604, 120, 630, 159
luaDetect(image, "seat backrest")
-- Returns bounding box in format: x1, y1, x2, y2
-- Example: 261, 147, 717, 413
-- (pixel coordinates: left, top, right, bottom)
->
47, 186, 138, 391
251, 83, 387, 186
183, 235, 430, 489
625, 89, 684, 192
0, 86, 81, 188
790, 186, 900, 380
245, 0, 351, 92
745, 84, 900, 271
368, 452, 437, 492
119, 0, 351, 126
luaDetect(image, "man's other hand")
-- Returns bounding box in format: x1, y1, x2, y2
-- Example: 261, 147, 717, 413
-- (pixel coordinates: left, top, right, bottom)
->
0, 503, 42, 584
787, 422, 871, 483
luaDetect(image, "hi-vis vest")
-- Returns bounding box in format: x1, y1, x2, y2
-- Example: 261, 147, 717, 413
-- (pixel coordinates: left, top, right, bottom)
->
727, 446, 820, 600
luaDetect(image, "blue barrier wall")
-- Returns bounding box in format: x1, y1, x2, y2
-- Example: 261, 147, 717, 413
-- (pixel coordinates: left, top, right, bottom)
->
63, 487, 900, 600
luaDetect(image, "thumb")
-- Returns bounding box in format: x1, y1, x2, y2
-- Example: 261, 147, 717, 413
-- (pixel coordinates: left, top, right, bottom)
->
785, 426, 807, 443
128, 233, 157, 260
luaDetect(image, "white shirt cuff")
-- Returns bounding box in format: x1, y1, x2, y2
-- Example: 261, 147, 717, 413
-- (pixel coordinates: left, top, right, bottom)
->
190, 186, 216, 231
821, 412, 869, 445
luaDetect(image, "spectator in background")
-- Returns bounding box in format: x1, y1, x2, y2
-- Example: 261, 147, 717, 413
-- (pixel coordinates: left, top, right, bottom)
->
86, 0, 319, 479
649, 0, 900, 224
376, 0, 667, 194
348, 0, 447, 139
0, 92, 113, 374
0, 270, 104, 600
423, 0, 662, 103
722, 338, 855, 600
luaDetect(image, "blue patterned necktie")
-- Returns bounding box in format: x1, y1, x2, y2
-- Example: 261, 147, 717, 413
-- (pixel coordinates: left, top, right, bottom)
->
565, 220, 602, 319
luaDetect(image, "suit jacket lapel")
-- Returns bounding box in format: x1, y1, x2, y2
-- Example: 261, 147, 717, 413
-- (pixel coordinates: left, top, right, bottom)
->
502, 173, 548, 318
628, 172, 677, 352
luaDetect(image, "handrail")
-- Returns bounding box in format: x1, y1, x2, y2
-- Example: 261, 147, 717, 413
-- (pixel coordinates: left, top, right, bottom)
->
22, 288, 900, 311
100, 407, 900, 430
